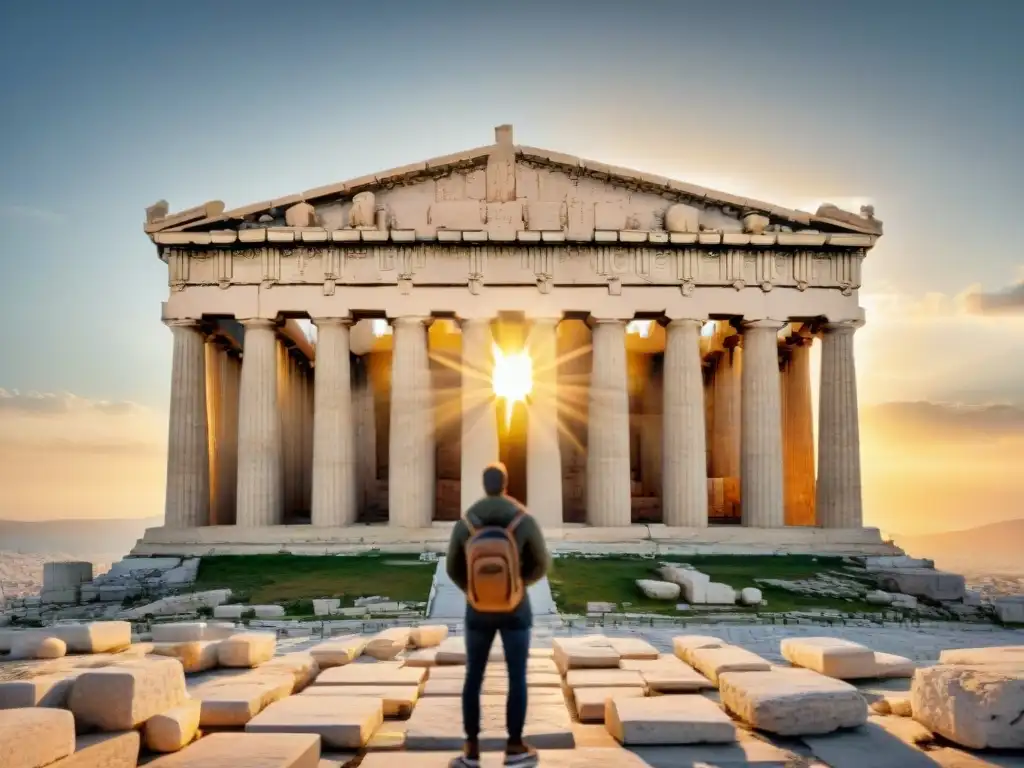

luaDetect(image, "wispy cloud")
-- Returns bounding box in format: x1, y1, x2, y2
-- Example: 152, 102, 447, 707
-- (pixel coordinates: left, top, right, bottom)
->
963, 278, 1024, 316
0, 205, 64, 226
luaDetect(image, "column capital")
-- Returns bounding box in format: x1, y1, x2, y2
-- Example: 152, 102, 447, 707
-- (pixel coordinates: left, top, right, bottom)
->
741, 318, 788, 331
458, 316, 494, 328
312, 316, 353, 328
588, 316, 627, 327
821, 319, 864, 334
665, 318, 704, 329
239, 318, 277, 330
164, 318, 202, 329
391, 315, 432, 328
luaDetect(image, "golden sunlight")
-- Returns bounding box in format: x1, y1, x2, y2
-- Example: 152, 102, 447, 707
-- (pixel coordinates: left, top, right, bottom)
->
492, 344, 533, 430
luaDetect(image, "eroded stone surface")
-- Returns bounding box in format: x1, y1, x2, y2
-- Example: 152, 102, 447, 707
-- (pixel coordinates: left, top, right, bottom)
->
636, 580, 681, 601
870, 652, 915, 679
620, 655, 713, 692
259, 653, 320, 692
566, 668, 646, 689
150, 641, 221, 674
938, 646, 1024, 665
409, 625, 448, 648
152, 623, 207, 643
605, 695, 737, 745
0, 707, 75, 768
689, 646, 771, 684
51, 622, 131, 654
0, 673, 79, 709
50, 731, 140, 768
191, 676, 294, 726
402, 648, 438, 668
301, 684, 419, 718
434, 636, 504, 665
217, 632, 276, 668
911, 664, 1024, 749
70, 657, 188, 731
146, 732, 320, 767
781, 636, 877, 679
553, 637, 619, 674
246, 695, 384, 750
145, 699, 201, 753
315, 663, 425, 687
672, 635, 725, 666
363, 628, 412, 660
606, 637, 659, 660
718, 667, 867, 735
574, 686, 645, 722
8, 636, 67, 661
405, 695, 574, 750
310, 636, 368, 668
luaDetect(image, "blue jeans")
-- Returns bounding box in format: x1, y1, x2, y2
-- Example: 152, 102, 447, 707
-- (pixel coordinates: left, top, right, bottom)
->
462, 625, 531, 744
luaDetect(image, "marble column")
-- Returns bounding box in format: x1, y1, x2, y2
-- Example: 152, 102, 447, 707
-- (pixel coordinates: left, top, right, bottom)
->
221, 351, 241, 524
275, 342, 293, 518
710, 336, 741, 478
816, 321, 864, 528
662, 319, 709, 527
586, 318, 632, 527
783, 336, 816, 526
389, 316, 434, 527
460, 317, 499, 512
164, 320, 210, 529
353, 356, 377, 514
311, 318, 356, 527
204, 340, 226, 525
526, 317, 563, 527
640, 361, 662, 499
739, 319, 786, 528
236, 319, 282, 527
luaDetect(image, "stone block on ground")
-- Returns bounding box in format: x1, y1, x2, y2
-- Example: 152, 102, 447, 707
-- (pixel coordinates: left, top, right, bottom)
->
145, 699, 201, 752
605, 637, 659, 660
877, 568, 965, 601
258, 653, 320, 692
121, 589, 232, 619
314, 663, 426, 687
688, 645, 772, 685
574, 686, 645, 722
869, 652, 915, 679
252, 605, 286, 618
434, 635, 504, 665
704, 582, 737, 605
911, 663, 1024, 749
994, 597, 1024, 623
8, 636, 67, 660
552, 636, 619, 674
145, 732, 320, 768
405, 694, 574, 750
312, 599, 340, 616
605, 695, 737, 745
301, 684, 420, 718
739, 587, 763, 605
566, 668, 646, 689
49, 731, 140, 768
213, 604, 246, 619
0, 673, 79, 709
672, 635, 725, 666
0, 707, 75, 768
620, 655, 713, 692
217, 632, 276, 668
203, 621, 238, 640
363, 628, 412, 660
781, 637, 877, 679
246, 695, 383, 750
70, 657, 188, 731
423, 676, 508, 697
402, 648, 438, 667
636, 579, 681, 600
310, 635, 368, 668
190, 676, 294, 726
718, 667, 867, 736
938, 645, 1024, 665
151, 641, 221, 674
51, 621, 131, 654
152, 623, 207, 643
409, 625, 448, 648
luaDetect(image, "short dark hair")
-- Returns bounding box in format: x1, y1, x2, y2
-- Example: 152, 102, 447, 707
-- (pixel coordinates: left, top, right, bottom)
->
482, 462, 508, 496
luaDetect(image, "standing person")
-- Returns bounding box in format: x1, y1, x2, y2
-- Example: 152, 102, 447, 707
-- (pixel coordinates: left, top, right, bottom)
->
445, 462, 550, 768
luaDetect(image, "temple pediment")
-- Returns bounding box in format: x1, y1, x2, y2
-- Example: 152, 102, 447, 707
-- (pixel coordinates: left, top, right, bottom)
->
145, 126, 882, 243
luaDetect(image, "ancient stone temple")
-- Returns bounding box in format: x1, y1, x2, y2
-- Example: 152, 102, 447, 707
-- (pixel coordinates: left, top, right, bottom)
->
135, 125, 894, 556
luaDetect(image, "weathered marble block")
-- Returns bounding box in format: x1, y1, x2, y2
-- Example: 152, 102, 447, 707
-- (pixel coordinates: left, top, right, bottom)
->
315, 663, 425, 687
0, 673, 79, 709
718, 667, 867, 736
689, 646, 771, 685
217, 632, 276, 668
191, 677, 294, 727
49, 731, 140, 768
150, 641, 221, 674
257, 653, 320, 693
605, 695, 737, 745
309, 635, 368, 668
363, 628, 411, 660
300, 684, 420, 718
672, 635, 726, 666
8, 636, 66, 661
636, 579, 681, 600
938, 646, 1024, 665
435, 635, 504, 665
409, 624, 448, 648
781, 637, 877, 679
70, 658, 188, 731
0, 707, 75, 768
606, 637, 659, 660
912, 664, 1024, 749
145, 699, 201, 753
552, 636, 620, 674
574, 686, 645, 722
870, 652, 915, 679
402, 648, 438, 667
878, 568, 965, 601
152, 623, 207, 643
621, 655, 713, 692
566, 668, 646, 689
51, 621, 132, 654
246, 695, 384, 750
145, 732, 320, 768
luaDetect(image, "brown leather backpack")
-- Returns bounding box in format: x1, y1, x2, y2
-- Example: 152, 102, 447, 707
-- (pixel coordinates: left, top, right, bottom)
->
464, 511, 525, 613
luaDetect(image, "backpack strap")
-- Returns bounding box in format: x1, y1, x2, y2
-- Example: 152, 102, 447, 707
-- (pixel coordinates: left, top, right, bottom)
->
464, 513, 478, 536
506, 511, 525, 533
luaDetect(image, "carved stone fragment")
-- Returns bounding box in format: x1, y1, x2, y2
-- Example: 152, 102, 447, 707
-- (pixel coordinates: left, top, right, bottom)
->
665, 204, 699, 233
349, 192, 376, 229
284, 202, 317, 228
743, 212, 770, 235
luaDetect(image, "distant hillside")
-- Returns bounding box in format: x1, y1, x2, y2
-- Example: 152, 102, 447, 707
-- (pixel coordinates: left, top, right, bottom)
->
893, 518, 1024, 575
0, 516, 161, 561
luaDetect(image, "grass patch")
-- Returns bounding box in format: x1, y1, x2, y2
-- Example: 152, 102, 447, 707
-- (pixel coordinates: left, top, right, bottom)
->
548, 554, 879, 616
193, 554, 436, 607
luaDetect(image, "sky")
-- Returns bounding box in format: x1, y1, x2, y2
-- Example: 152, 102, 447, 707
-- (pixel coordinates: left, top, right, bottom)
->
0, 1, 1022, 533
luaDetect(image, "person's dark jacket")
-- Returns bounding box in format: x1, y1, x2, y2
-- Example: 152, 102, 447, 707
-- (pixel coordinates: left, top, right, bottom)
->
446, 493, 549, 630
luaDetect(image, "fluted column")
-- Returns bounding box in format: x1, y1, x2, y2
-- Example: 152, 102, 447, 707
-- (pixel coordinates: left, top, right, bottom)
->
783, 336, 816, 525
164, 320, 210, 529
816, 321, 864, 528
353, 356, 377, 514
586, 318, 632, 526
710, 336, 741, 478
311, 318, 356, 527
236, 319, 282, 527
389, 316, 434, 527
740, 319, 786, 528
662, 319, 709, 527
526, 317, 563, 527
460, 317, 499, 512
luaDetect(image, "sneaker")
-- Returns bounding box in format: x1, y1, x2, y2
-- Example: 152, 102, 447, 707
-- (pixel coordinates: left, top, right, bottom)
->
504, 740, 539, 767
448, 742, 481, 768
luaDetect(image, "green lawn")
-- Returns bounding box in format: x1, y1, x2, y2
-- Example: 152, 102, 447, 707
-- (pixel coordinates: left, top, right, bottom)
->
193, 554, 436, 610
548, 555, 880, 615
